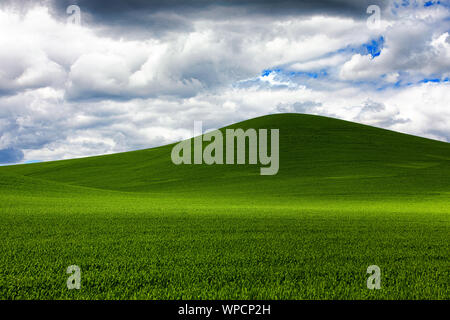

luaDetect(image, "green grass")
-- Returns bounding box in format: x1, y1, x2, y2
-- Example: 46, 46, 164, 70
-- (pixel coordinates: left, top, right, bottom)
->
0, 113, 449, 299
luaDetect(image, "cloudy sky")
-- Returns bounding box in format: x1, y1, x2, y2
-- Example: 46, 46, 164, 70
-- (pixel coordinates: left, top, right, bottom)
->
0, 0, 449, 164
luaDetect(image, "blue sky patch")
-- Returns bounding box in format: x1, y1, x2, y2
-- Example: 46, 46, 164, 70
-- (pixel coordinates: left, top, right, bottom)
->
420, 78, 441, 83
424, 1, 441, 7
261, 69, 281, 77
360, 36, 385, 58
24, 160, 42, 164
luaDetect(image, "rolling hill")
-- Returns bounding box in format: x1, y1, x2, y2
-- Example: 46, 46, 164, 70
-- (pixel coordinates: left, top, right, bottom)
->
0, 113, 449, 300
1, 113, 450, 197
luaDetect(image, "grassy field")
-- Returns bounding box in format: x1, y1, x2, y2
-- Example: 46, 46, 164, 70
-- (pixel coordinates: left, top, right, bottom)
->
0, 113, 449, 299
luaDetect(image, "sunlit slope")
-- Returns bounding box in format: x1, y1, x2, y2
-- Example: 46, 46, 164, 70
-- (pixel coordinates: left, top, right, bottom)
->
1, 113, 450, 197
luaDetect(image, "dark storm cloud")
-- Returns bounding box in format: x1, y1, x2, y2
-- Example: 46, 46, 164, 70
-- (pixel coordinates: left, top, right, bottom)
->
1, 0, 389, 42
50, 0, 388, 16
47, 0, 388, 35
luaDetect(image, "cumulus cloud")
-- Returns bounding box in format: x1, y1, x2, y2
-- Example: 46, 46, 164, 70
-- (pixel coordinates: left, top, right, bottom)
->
340, 6, 450, 83
276, 101, 323, 113
353, 99, 410, 127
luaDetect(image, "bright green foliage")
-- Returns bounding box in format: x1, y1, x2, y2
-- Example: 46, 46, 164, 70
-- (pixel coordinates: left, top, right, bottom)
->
0, 113, 449, 299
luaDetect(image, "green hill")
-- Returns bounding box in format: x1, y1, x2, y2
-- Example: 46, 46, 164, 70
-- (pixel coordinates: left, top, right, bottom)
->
2, 113, 450, 197
0, 113, 449, 300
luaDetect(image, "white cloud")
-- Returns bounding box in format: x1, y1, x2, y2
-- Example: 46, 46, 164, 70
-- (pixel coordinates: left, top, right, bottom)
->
340, 14, 450, 82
